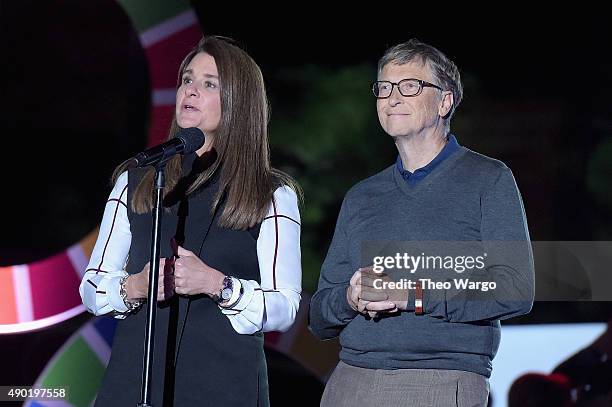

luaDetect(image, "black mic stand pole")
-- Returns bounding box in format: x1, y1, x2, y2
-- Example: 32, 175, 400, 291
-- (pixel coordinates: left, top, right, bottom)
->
137, 162, 166, 407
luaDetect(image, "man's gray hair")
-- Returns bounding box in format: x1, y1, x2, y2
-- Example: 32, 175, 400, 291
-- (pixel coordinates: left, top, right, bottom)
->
378, 39, 463, 120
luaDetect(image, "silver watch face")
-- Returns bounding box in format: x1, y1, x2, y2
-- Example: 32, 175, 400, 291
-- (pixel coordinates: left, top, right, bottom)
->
221, 288, 232, 301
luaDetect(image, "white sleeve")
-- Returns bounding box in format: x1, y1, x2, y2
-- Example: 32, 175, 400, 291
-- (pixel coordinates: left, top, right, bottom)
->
79, 172, 132, 319
220, 186, 302, 334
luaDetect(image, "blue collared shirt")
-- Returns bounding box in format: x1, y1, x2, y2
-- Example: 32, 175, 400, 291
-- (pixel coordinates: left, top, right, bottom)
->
396, 134, 460, 186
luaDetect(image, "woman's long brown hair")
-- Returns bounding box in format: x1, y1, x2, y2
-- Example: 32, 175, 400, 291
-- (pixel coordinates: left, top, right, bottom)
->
112, 36, 301, 230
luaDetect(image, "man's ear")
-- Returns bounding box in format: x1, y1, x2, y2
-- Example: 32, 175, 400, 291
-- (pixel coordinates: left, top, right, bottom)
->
439, 91, 454, 118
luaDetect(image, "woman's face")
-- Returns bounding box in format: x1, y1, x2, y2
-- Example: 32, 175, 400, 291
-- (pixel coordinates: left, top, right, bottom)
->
176, 52, 221, 136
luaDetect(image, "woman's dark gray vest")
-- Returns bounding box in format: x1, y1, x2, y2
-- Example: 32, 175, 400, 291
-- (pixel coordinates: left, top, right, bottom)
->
95, 153, 268, 406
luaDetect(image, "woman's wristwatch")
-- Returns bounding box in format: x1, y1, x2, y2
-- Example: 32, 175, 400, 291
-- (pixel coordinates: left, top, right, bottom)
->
215, 276, 244, 308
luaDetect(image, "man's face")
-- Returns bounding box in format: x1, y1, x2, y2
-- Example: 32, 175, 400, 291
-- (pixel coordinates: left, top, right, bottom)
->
376, 61, 445, 138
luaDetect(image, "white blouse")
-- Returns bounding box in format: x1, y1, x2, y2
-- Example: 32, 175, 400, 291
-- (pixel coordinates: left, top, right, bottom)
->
79, 172, 302, 334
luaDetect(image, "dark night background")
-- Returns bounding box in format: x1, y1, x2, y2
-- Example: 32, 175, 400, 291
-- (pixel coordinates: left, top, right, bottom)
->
1, 0, 611, 403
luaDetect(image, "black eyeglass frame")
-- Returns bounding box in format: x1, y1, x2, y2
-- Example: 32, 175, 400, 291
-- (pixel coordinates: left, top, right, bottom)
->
372, 78, 443, 99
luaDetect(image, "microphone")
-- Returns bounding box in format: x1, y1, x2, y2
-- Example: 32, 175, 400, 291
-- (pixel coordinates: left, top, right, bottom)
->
128, 127, 205, 168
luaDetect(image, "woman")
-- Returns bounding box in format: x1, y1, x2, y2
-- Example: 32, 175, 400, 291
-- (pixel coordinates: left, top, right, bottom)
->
79, 36, 302, 406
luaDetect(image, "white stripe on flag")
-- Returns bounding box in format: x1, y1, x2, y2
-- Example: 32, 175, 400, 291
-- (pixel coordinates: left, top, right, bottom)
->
0, 305, 85, 334
81, 323, 112, 365
12, 264, 34, 323
140, 9, 198, 48
68, 244, 89, 278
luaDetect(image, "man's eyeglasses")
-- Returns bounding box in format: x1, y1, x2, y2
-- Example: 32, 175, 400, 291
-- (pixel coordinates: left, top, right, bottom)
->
372, 78, 443, 99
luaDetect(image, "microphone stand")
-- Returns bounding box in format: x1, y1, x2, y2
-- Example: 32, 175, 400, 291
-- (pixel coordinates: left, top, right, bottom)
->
137, 162, 166, 407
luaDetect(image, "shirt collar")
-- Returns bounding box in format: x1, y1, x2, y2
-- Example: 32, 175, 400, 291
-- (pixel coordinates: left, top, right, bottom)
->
396, 134, 460, 183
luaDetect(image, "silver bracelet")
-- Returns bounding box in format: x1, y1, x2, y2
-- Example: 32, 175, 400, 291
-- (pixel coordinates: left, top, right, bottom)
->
119, 275, 144, 312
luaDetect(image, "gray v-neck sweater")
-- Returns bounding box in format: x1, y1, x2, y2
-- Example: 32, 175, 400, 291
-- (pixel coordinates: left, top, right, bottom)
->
309, 146, 534, 377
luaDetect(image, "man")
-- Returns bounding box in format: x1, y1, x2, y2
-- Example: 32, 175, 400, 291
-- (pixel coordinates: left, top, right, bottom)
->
309, 39, 535, 407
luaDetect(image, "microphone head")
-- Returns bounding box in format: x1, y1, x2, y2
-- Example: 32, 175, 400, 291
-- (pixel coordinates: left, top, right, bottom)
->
176, 127, 205, 154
